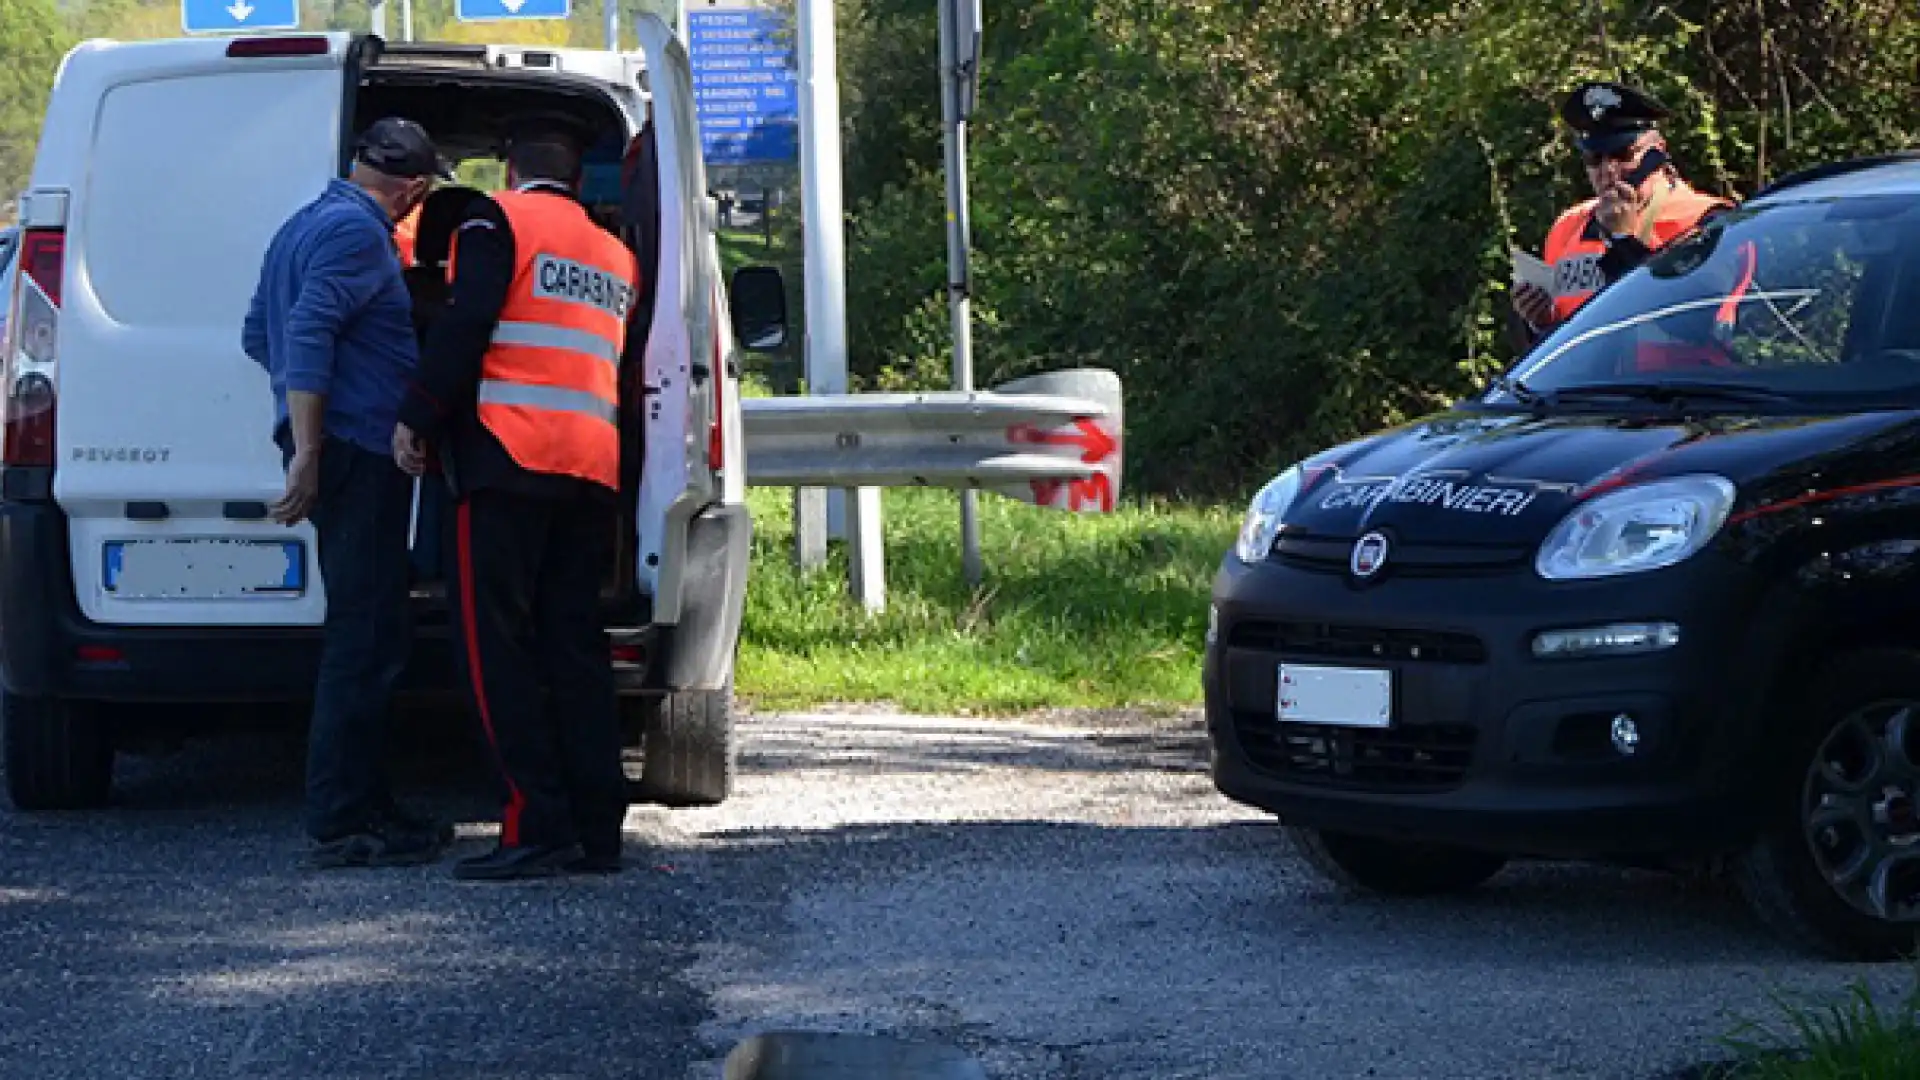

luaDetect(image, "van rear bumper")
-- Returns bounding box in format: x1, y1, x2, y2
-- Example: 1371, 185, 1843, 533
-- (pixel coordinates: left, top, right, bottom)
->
0, 500, 650, 705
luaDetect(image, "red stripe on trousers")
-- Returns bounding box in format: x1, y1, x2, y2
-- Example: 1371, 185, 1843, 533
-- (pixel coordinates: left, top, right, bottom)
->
456, 500, 526, 847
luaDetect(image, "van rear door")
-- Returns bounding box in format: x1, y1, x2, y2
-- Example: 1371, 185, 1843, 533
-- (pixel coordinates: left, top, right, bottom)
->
38, 34, 365, 628
632, 15, 734, 627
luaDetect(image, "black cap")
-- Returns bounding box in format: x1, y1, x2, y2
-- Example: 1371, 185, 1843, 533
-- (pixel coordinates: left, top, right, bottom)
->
1559, 80, 1669, 155
355, 117, 453, 180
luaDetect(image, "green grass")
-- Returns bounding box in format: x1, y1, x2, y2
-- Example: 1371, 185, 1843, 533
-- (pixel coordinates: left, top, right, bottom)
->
1693, 964, 1920, 1079
715, 221, 1233, 715
733, 484, 1240, 715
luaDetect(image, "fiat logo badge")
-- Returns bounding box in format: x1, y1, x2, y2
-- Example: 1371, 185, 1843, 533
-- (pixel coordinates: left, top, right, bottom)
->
1351, 531, 1390, 578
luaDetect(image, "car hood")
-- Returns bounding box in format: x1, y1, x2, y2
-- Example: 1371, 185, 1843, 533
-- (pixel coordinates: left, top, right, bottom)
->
1282, 406, 1915, 546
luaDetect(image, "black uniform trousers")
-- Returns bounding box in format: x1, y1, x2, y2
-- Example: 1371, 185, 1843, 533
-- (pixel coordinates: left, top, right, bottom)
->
449, 485, 628, 856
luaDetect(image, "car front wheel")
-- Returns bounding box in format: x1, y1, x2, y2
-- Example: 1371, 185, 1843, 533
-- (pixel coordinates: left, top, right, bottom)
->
1735, 648, 1920, 961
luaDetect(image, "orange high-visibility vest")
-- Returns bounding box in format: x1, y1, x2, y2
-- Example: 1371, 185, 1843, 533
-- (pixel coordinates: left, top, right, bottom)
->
395, 204, 422, 266
472, 189, 640, 491
1541, 181, 1730, 323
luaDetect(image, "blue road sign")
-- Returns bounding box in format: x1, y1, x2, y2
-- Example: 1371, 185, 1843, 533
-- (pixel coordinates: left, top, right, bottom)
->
455, 0, 569, 23
181, 0, 298, 34
687, 8, 799, 167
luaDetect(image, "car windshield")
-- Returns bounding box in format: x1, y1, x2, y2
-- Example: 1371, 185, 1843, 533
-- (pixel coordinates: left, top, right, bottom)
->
1485, 190, 1920, 406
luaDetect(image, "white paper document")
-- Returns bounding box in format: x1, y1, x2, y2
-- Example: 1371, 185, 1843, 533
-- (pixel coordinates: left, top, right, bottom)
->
1510, 247, 1554, 292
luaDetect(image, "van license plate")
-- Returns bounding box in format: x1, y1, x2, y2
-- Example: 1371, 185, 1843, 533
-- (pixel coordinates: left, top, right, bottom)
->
1277, 663, 1392, 728
103, 539, 305, 599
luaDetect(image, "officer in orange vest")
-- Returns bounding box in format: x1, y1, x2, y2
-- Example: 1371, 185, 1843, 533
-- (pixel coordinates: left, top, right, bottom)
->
1511, 80, 1734, 351
393, 203, 423, 266
392, 119, 639, 882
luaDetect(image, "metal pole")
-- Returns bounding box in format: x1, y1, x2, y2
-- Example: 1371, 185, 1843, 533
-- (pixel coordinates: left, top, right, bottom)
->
371, 0, 387, 38
796, 0, 884, 610
938, 0, 981, 586
604, 0, 618, 51
401, 0, 413, 41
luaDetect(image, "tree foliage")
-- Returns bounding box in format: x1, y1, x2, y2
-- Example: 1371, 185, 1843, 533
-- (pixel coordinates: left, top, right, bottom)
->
0, 0, 73, 215
831, 0, 1920, 498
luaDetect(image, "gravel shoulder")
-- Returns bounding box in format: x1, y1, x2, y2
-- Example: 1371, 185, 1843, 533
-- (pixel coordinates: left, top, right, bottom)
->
0, 705, 1910, 1080
637, 708, 1911, 1080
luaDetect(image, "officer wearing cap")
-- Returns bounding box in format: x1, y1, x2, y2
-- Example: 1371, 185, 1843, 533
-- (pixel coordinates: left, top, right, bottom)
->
393, 115, 639, 882
1510, 80, 1733, 350
241, 115, 454, 869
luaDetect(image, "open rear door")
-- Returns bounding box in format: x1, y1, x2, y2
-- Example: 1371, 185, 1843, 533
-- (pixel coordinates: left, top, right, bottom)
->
632, 15, 730, 627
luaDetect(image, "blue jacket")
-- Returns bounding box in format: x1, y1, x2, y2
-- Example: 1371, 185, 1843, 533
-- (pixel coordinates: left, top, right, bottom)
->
242, 179, 417, 457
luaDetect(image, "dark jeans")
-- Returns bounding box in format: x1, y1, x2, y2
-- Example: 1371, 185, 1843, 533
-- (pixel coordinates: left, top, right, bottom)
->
282, 430, 415, 841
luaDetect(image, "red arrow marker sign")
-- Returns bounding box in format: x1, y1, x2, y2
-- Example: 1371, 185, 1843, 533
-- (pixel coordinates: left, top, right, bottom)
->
1007, 416, 1120, 513
1005, 418, 1118, 464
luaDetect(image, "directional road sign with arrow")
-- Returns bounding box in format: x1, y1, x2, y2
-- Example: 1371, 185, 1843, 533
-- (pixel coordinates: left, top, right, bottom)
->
455, 0, 569, 23
182, 0, 297, 33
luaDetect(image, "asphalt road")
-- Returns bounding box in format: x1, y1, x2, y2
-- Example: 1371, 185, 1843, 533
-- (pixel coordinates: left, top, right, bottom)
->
1, 706, 1912, 1080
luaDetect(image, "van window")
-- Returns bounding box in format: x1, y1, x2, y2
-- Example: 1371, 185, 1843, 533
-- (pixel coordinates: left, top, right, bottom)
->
82, 71, 343, 329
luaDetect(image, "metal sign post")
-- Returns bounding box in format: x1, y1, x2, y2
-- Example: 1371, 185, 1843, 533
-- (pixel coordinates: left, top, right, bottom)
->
794, 0, 885, 610
938, 0, 985, 585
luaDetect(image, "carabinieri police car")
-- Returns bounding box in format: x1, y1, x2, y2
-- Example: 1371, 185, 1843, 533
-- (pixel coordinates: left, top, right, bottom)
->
1205, 151, 1920, 961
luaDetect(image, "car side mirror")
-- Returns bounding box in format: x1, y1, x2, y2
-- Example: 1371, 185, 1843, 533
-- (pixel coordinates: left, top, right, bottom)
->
728, 265, 788, 352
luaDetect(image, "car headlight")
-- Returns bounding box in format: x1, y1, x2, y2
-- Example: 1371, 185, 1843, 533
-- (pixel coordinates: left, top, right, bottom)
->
1235, 465, 1305, 564
1536, 474, 1737, 581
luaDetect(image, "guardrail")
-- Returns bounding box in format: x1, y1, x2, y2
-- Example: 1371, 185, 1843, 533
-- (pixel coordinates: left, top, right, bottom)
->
738, 367, 1125, 608
740, 366, 1124, 511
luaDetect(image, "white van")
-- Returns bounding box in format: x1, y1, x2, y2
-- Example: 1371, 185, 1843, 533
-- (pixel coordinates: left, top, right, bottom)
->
0, 20, 782, 811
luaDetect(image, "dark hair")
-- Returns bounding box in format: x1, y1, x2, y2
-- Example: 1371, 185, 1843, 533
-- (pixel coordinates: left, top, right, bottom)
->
507, 135, 582, 185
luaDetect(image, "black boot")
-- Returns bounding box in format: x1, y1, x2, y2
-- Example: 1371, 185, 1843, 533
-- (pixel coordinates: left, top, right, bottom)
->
452, 841, 584, 881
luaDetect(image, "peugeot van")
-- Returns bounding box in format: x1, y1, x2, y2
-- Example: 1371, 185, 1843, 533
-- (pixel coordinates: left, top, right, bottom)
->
1205, 152, 1920, 960
0, 21, 780, 813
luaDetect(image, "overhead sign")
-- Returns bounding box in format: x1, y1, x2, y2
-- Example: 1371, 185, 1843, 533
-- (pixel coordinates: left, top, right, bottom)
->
687, 7, 798, 166
181, 0, 298, 33
455, 0, 569, 23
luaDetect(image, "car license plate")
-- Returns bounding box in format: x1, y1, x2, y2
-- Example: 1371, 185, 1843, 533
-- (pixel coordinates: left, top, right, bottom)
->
1277, 663, 1392, 728
103, 539, 305, 599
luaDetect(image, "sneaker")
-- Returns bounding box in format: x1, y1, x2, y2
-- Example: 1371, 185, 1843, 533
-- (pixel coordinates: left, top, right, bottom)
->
308, 820, 448, 869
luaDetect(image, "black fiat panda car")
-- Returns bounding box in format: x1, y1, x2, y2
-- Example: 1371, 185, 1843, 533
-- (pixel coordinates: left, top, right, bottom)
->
1204, 152, 1920, 961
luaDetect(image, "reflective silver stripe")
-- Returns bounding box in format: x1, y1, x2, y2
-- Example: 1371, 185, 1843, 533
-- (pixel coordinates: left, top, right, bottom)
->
490, 321, 620, 365
477, 380, 618, 425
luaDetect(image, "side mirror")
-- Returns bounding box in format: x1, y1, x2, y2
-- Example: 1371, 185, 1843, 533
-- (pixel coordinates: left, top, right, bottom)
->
729, 265, 788, 352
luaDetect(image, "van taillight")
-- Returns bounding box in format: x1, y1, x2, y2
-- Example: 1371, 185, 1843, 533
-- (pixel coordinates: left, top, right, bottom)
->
2, 228, 63, 468
227, 36, 329, 57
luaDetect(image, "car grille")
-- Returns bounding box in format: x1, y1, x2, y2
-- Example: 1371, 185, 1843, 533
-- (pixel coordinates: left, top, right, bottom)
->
1231, 713, 1477, 792
1227, 620, 1488, 664
1270, 534, 1529, 576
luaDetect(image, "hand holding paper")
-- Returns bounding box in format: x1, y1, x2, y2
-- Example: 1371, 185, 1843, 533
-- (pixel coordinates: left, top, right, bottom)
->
1510, 247, 1554, 293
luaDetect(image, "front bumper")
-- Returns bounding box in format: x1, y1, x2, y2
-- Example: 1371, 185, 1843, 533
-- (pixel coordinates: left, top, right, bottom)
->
1203, 549, 1781, 859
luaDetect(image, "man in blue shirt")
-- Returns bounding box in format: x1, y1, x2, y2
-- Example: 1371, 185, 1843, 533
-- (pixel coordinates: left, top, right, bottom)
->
243, 117, 454, 869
